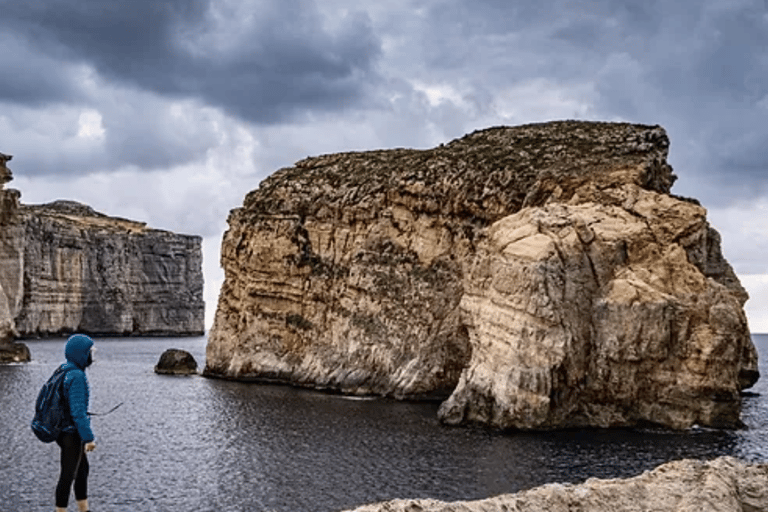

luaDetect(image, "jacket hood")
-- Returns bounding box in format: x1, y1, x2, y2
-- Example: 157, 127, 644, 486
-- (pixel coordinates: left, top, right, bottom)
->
65, 334, 94, 369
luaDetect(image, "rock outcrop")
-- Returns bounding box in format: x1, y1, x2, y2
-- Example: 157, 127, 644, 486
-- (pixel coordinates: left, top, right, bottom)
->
439, 197, 754, 429
0, 154, 205, 339
0, 341, 30, 363
342, 457, 768, 512
205, 121, 758, 429
0, 152, 23, 343
155, 348, 198, 375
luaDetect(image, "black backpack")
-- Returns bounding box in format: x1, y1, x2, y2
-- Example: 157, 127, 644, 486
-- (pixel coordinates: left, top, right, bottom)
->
31, 366, 72, 443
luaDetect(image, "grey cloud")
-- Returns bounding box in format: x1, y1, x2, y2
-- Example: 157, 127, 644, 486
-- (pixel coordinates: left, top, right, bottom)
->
688, 4, 767, 99
0, 35, 84, 106
2, 0, 767, 206
0, 0, 381, 123
101, 103, 219, 171
0, 0, 383, 177
0, 92, 222, 178
412, 0, 768, 206
0, 1, 203, 93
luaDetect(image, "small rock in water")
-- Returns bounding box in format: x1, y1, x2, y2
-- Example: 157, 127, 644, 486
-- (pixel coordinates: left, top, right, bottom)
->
0, 342, 31, 363
154, 348, 197, 375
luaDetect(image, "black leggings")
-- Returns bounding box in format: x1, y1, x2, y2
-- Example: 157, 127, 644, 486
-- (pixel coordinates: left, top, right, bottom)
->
55, 432, 89, 507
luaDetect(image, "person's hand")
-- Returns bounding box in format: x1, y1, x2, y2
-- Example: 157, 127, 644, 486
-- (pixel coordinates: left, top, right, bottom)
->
84, 442, 96, 453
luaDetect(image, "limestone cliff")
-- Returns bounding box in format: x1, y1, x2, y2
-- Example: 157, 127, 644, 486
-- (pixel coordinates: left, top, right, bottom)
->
0, 154, 204, 338
440, 198, 754, 429
0, 152, 24, 351
206, 120, 758, 429
343, 457, 768, 512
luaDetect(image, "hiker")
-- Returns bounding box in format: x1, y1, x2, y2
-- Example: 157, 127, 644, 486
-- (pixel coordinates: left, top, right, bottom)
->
54, 334, 97, 512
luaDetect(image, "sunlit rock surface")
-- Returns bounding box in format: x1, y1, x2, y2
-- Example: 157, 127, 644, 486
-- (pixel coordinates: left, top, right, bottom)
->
206, 121, 757, 429
440, 191, 755, 429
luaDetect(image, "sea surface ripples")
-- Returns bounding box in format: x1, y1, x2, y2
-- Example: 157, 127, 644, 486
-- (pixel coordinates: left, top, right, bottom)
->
1, 335, 766, 511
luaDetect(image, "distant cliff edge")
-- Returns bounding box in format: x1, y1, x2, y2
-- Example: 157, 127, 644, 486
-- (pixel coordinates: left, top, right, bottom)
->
0, 153, 204, 341
205, 121, 757, 430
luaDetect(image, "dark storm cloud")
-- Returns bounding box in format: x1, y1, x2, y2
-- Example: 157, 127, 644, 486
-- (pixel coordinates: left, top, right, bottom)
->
1, 0, 766, 199
413, 0, 768, 205
0, 34, 84, 105
0, 0, 381, 122
596, 1, 768, 203
418, 0, 661, 70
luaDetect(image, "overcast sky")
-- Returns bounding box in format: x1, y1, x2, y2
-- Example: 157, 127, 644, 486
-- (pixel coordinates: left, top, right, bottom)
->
0, 0, 766, 331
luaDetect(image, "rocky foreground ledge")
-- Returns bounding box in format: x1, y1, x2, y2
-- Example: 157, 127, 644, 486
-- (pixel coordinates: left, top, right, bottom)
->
207, 120, 758, 430
342, 457, 768, 512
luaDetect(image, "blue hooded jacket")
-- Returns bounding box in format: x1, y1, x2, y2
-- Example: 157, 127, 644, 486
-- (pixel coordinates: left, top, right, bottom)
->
60, 334, 95, 443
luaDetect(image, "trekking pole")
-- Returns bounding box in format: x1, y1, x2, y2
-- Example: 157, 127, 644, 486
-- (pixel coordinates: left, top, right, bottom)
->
87, 402, 124, 417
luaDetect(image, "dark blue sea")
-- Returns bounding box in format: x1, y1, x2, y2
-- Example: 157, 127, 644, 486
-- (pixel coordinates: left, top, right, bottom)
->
1, 334, 766, 512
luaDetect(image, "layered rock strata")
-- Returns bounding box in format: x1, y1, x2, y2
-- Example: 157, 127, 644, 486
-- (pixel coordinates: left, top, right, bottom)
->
16, 200, 205, 336
206, 121, 758, 429
0, 152, 23, 344
440, 195, 755, 429
342, 457, 768, 512
0, 154, 204, 339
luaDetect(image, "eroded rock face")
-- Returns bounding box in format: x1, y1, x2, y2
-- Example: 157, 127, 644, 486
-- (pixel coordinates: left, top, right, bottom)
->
206, 120, 757, 429
15, 201, 205, 336
342, 457, 768, 512
0, 154, 204, 339
0, 153, 25, 344
440, 192, 756, 429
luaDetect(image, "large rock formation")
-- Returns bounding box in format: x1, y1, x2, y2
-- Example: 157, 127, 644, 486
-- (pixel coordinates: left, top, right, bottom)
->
342, 457, 768, 512
0, 154, 204, 339
439, 196, 754, 429
206, 121, 758, 429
